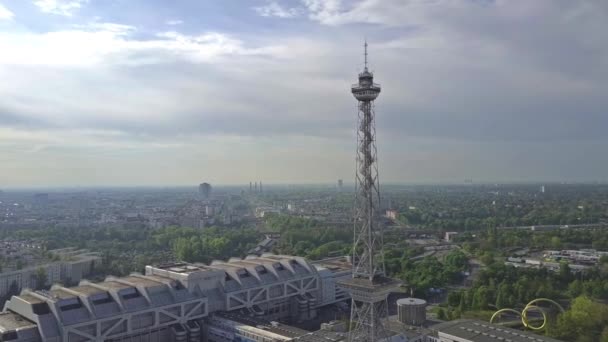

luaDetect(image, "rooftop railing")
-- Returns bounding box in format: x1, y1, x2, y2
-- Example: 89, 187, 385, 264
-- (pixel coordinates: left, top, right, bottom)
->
352, 83, 381, 89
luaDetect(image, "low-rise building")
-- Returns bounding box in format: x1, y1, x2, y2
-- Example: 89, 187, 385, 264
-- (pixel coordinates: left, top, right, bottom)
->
429, 319, 564, 342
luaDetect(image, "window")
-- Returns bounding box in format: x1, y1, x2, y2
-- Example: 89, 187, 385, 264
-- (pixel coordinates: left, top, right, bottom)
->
122, 289, 141, 300
32, 303, 51, 315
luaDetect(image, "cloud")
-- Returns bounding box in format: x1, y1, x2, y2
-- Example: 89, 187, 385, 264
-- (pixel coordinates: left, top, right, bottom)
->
0, 3, 13, 20
254, 1, 300, 18
2, 0, 608, 185
301, 0, 344, 24
0, 23, 284, 67
33, 0, 87, 16
0, 23, 323, 141
165, 19, 183, 26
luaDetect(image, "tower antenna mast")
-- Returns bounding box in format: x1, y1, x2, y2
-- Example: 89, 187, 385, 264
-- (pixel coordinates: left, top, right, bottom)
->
364, 40, 368, 70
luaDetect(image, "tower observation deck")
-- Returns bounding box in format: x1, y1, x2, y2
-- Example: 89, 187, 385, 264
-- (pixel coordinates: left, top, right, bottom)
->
337, 42, 401, 342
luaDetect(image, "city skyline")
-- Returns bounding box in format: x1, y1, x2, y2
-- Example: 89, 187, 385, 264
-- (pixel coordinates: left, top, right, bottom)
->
1, 0, 608, 187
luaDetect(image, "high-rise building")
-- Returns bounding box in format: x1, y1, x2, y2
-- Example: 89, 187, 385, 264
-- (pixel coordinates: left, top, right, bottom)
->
338, 179, 343, 190
337, 42, 401, 342
199, 182, 212, 199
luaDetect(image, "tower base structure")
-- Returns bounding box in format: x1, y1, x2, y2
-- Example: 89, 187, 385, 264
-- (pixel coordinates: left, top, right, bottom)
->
338, 276, 401, 342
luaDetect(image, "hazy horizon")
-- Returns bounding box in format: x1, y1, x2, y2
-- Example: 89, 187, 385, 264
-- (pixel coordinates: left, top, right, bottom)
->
1, 1, 608, 187
3, 180, 607, 192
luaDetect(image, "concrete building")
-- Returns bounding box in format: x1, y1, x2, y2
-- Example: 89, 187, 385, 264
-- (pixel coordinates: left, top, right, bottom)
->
311, 257, 351, 306
205, 312, 310, 342
444, 232, 459, 243
0, 254, 350, 342
0, 249, 101, 300
386, 210, 398, 221
0, 253, 568, 342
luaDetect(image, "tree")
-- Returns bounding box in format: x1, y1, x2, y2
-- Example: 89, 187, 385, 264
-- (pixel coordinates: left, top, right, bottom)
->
447, 291, 461, 307
480, 252, 495, 266
552, 296, 608, 342
472, 286, 489, 310
459, 290, 469, 312
444, 250, 468, 270
602, 327, 608, 342
559, 262, 571, 283
174, 237, 194, 261
495, 289, 507, 309
0, 281, 21, 307
568, 279, 583, 298
437, 308, 447, 320
550, 236, 562, 249
33, 268, 48, 290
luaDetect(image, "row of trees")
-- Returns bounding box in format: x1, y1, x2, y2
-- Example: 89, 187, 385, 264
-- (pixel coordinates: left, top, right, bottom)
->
449, 261, 608, 312
386, 184, 608, 231
167, 227, 259, 263
457, 228, 608, 256
264, 214, 352, 260
0, 225, 262, 277
383, 248, 469, 297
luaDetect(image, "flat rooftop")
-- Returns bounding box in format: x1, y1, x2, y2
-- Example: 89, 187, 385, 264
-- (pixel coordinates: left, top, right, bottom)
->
48, 288, 77, 300
96, 280, 133, 291
18, 294, 45, 305
292, 329, 347, 341
0, 312, 36, 332
337, 275, 401, 290
433, 319, 564, 342
121, 276, 163, 288
154, 262, 214, 274
69, 284, 106, 296
216, 312, 309, 339
312, 257, 352, 273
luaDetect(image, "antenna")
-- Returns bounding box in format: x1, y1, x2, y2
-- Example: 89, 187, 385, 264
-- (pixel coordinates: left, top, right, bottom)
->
364, 40, 368, 70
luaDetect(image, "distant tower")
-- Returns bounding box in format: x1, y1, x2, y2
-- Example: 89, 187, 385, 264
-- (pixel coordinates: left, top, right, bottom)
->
255, 182, 258, 193
338, 42, 400, 342
198, 183, 212, 199
338, 179, 344, 191
250, 182, 253, 193
260, 181, 263, 194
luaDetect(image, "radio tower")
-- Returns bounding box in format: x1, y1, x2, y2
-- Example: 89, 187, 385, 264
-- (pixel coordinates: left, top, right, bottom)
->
338, 42, 400, 342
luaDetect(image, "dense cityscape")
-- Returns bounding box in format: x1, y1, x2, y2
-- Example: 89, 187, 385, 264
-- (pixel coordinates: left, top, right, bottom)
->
1, 182, 608, 341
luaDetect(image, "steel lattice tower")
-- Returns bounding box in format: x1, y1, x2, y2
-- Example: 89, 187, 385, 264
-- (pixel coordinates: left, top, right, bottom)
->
337, 42, 401, 342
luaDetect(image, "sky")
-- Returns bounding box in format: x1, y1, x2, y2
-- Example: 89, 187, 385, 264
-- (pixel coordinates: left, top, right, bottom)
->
0, 0, 607, 187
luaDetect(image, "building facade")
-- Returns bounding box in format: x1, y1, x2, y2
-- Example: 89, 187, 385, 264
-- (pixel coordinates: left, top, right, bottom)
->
0, 254, 348, 342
